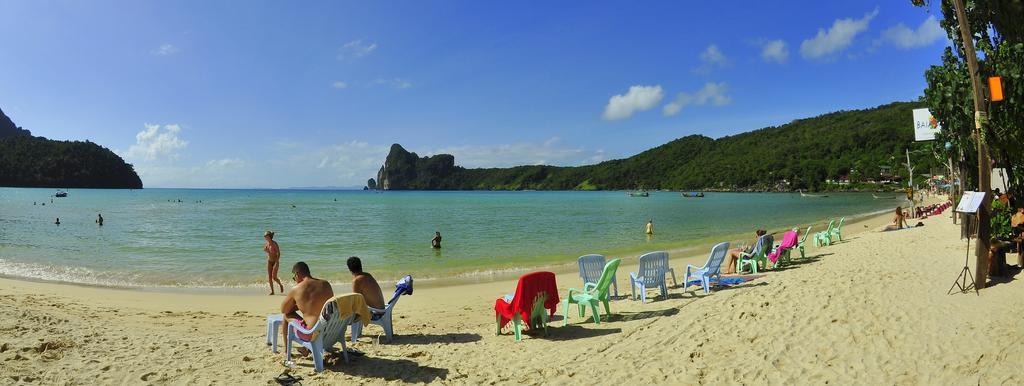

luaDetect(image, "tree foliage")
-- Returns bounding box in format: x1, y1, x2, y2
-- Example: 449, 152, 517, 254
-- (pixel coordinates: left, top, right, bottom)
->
376, 102, 939, 191
0, 108, 143, 189
918, 0, 1024, 197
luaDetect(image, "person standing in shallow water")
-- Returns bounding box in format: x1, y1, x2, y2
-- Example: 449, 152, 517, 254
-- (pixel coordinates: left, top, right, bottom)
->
95, 213, 103, 226
645, 219, 654, 235
263, 231, 284, 295
432, 231, 442, 249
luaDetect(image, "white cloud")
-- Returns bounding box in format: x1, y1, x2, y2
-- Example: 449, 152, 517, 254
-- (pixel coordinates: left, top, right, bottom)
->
372, 78, 412, 89
800, 8, 879, 59
602, 85, 664, 121
338, 39, 377, 60
694, 44, 730, 74
125, 124, 188, 161
331, 81, 348, 89
205, 158, 244, 169
426, 137, 606, 168
761, 39, 789, 63
880, 15, 945, 49
663, 82, 731, 116
319, 141, 390, 176
152, 44, 180, 56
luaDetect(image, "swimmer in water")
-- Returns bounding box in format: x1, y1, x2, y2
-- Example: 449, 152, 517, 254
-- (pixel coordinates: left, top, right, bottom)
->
55, 218, 60, 225
432, 231, 442, 249
645, 219, 654, 235
96, 213, 104, 226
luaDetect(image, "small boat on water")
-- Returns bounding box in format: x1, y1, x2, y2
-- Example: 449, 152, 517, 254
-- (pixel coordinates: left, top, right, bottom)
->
54, 190, 68, 198
799, 191, 828, 198
681, 192, 705, 198
628, 191, 649, 197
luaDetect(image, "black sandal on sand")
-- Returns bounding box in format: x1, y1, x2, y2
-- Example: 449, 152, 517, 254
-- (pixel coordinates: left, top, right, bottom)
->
275, 371, 303, 386
346, 348, 365, 357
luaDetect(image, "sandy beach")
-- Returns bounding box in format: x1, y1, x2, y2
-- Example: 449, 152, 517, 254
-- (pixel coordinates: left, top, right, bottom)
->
3, 200, 1023, 385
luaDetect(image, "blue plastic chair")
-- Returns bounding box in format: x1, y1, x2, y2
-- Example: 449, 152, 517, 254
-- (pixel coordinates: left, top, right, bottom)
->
683, 242, 730, 295
629, 251, 677, 303
578, 254, 619, 297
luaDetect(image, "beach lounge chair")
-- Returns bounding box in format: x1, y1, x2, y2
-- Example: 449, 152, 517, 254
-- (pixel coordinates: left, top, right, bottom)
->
683, 242, 730, 295
495, 271, 560, 341
796, 226, 812, 259
629, 251, 677, 303
286, 293, 371, 373
737, 234, 773, 274
578, 254, 619, 297
564, 258, 621, 325
829, 217, 845, 242
768, 230, 799, 267
814, 220, 835, 246
351, 275, 413, 344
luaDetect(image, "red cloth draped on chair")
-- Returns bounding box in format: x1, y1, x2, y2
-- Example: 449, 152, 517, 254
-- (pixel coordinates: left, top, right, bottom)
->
494, 271, 560, 330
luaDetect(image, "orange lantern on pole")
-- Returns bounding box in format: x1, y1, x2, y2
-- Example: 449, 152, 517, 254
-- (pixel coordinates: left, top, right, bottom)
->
989, 76, 1003, 102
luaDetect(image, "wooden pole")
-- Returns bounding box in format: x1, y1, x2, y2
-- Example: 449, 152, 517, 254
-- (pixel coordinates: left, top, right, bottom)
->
951, 0, 992, 288
906, 148, 916, 216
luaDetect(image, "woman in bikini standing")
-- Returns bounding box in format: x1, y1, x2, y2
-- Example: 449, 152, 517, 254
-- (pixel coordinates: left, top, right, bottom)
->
264, 230, 285, 295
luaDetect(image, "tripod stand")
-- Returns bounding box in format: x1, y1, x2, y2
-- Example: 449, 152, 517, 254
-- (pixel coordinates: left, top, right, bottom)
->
948, 213, 979, 295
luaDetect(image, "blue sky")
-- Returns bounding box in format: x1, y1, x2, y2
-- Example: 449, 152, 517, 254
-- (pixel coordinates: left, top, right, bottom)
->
0, 1, 949, 188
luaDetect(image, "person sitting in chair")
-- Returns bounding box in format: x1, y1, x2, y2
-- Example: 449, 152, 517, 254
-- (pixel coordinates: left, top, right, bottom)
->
348, 256, 385, 310
722, 229, 767, 274
280, 262, 334, 357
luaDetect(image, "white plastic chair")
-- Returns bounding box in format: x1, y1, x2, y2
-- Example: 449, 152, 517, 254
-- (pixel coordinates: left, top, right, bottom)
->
350, 302, 397, 343
578, 254, 619, 297
629, 251, 677, 302
684, 242, 730, 295
350, 275, 412, 343
285, 294, 361, 372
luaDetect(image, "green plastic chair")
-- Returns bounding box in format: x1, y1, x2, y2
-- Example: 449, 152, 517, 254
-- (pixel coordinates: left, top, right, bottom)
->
563, 258, 621, 325
496, 292, 550, 341
738, 234, 773, 274
829, 217, 845, 242
814, 220, 835, 246
796, 226, 812, 259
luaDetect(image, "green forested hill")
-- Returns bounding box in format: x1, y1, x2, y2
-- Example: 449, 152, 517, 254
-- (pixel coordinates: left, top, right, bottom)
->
0, 108, 143, 189
375, 101, 940, 191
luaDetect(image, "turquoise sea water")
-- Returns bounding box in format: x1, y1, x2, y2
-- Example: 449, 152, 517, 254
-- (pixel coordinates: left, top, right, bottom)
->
0, 188, 902, 288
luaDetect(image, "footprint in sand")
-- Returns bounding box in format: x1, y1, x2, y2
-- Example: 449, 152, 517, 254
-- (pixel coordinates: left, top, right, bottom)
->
140, 372, 158, 381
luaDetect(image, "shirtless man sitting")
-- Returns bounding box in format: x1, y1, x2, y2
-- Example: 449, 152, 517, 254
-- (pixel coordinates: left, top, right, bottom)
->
280, 261, 334, 356
347, 256, 385, 310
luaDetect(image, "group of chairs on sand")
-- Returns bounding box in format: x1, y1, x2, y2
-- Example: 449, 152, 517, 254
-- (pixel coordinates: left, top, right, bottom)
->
494, 220, 844, 341
264, 275, 413, 373
265, 219, 848, 374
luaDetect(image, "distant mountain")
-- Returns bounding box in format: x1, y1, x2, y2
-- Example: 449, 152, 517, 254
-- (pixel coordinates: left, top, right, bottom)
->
374, 101, 937, 191
0, 107, 143, 189
0, 108, 31, 138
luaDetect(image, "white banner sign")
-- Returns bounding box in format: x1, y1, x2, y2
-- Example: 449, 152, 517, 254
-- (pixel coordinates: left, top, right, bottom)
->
913, 108, 941, 141
955, 191, 985, 214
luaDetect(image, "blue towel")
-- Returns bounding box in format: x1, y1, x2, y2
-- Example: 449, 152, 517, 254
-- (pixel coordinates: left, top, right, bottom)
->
386, 275, 413, 307
686, 277, 747, 287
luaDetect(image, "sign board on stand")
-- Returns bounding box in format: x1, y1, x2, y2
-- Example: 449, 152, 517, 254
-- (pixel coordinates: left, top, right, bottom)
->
955, 191, 985, 214
913, 108, 941, 141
